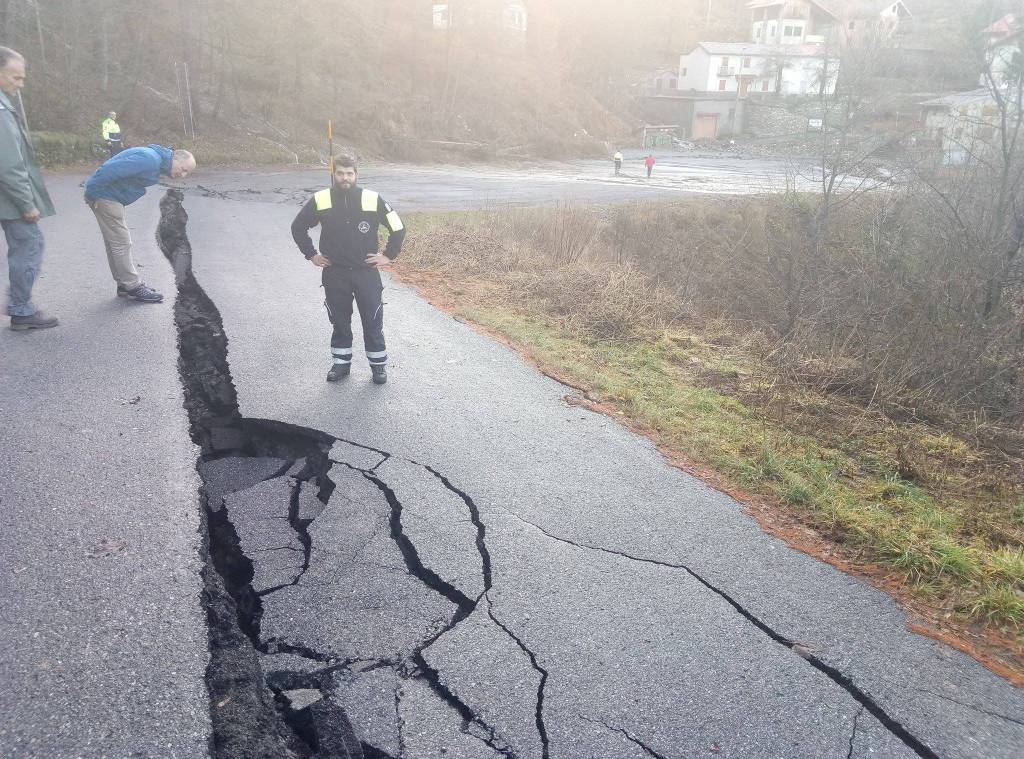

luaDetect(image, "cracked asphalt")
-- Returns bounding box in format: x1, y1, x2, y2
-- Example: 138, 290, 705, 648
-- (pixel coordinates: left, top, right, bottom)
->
182, 164, 1021, 759
1, 161, 1020, 758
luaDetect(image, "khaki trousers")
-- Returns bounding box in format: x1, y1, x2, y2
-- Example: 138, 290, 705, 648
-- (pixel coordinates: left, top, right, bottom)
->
90, 199, 141, 290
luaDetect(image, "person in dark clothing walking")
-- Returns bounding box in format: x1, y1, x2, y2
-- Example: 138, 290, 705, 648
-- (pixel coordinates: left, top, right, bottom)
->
291, 155, 406, 385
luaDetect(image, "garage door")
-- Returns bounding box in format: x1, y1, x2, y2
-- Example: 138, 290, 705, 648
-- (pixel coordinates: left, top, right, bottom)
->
693, 114, 718, 140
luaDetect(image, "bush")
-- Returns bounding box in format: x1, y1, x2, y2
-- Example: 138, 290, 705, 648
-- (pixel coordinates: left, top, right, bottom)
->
409, 193, 1024, 427
31, 132, 97, 167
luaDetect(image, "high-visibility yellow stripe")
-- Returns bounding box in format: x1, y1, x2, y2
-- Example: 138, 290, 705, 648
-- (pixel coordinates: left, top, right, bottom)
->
314, 188, 332, 211
386, 211, 404, 232
361, 189, 379, 213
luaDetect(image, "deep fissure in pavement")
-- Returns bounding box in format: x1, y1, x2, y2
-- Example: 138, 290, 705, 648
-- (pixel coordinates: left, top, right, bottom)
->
159, 189, 364, 759
513, 514, 942, 759
158, 189, 534, 759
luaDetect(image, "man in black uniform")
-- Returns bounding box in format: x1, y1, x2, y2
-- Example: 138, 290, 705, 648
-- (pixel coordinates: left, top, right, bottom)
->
291, 155, 406, 384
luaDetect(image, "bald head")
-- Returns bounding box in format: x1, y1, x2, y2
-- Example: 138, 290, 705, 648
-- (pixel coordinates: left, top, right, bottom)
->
171, 150, 196, 179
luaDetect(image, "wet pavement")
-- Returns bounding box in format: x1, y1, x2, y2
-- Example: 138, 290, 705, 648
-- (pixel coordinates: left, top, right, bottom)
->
185, 151, 852, 212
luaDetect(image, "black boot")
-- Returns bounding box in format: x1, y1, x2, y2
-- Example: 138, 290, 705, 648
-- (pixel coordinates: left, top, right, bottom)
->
326, 362, 351, 382
371, 365, 388, 385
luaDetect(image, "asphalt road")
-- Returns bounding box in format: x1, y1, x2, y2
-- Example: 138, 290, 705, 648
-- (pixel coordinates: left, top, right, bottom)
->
0, 179, 210, 757
186, 150, 850, 212
1, 161, 1018, 759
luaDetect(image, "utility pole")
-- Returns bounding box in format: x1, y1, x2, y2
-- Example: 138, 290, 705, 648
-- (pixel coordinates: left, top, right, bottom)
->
733, 72, 743, 136
183, 61, 196, 139
100, 9, 109, 92
32, 0, 46, 66
175, 62, 196, 140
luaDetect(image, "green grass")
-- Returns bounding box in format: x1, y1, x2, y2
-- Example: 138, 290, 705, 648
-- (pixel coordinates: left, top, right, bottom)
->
32, 131, 98, 167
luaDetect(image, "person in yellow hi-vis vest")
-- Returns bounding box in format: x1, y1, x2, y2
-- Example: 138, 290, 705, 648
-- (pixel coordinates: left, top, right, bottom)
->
613, 150, 623, 175
101, 111, 122, 157
290, 154, 406, 385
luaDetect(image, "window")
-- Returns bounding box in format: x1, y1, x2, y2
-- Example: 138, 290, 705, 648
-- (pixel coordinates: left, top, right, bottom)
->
743, 57, 752, 67
849, 20, 856, 30
722, 57, 730, 67
681, 67, 687, 77
503, 3, 528, 33
762, 80, 769, 91
432, 3, 450, 29
719, 79, 727, 91
670, 79, 678, 89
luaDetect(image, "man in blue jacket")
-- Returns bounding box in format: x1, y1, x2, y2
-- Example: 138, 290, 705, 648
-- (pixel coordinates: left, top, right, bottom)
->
84, 145, 196, 303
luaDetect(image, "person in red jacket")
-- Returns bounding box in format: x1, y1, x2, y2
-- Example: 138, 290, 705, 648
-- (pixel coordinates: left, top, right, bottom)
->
644, 154, 656, 178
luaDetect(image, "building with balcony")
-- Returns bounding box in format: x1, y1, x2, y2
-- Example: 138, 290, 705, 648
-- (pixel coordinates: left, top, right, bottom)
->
678, 42, 838, 97
748, 0, 839, 46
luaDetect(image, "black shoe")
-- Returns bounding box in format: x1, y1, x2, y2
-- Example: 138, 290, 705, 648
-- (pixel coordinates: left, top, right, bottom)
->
120, 283, 164, 303
327, 363, 351, 382
371, 365, 388, 385
10, 310, 59, 331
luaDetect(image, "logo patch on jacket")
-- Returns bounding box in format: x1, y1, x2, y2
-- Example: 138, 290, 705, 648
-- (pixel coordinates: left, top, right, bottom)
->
358, 221, 371, 234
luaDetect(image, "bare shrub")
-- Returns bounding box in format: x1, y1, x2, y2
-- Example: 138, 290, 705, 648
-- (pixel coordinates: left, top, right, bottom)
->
526, 264, 681, 338
538, 202, 602, 267
407, 193, 1022, 425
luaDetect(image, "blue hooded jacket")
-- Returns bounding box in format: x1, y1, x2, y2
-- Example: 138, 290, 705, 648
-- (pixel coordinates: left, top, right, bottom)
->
84, 144, 173, 206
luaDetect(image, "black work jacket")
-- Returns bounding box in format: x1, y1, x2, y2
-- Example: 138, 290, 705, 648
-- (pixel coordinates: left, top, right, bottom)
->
291, 185, 405, 268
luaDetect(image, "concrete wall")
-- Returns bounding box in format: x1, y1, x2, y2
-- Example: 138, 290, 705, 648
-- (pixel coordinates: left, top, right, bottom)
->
692, 99, 744, 138
744, 97, 825, 137
638, 96, 694, 134
637, 95, 745, 139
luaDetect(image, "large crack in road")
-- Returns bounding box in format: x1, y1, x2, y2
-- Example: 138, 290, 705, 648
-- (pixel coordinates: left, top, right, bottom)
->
158, 190, 542, 758
158, 188, 948, 759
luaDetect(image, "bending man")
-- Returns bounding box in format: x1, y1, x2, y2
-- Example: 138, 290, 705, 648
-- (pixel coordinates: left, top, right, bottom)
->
291, 155, 406, 385
84, 145, 195, 303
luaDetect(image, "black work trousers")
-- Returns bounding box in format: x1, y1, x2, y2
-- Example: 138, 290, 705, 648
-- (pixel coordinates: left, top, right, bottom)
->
322, 265, 387, 366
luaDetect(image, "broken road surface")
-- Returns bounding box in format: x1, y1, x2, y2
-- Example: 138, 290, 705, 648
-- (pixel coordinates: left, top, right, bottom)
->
179, 178, 1022, 759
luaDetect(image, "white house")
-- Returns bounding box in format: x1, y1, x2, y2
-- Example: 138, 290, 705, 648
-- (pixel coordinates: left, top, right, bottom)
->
983, 14, 1020, 87
431, 1, 527, 33
748, 0, 839, 46
921, 88, 1000, 165
842, 1, 913, 47
678, 42, 839, 96
639, 68, 681, 95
